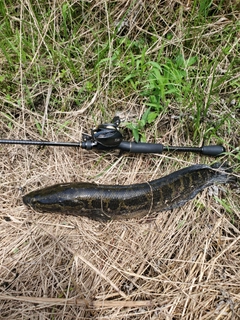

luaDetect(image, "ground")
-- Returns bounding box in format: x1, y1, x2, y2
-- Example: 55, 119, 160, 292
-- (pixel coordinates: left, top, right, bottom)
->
0, 1, 239, 319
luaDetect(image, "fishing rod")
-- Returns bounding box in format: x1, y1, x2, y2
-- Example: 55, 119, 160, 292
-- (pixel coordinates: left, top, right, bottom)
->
0, 116, 225, 157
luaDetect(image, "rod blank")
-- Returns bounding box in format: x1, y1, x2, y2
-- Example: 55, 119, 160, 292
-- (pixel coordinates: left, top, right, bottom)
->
0, 139, 81, 147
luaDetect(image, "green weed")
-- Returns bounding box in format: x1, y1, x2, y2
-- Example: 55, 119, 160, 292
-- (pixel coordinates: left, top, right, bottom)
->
0, 1, 239, 157
124, 55, 197, 141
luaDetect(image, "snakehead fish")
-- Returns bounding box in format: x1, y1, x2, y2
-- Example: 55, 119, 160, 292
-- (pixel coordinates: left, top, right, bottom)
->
23, 163, 234, 221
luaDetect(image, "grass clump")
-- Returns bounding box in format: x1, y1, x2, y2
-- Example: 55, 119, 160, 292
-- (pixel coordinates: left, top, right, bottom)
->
0, 1, 239, 319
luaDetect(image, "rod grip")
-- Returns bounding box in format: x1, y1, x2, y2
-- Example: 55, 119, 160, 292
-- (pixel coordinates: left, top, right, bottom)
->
118, 141, 164, 153
201, 145, 225, 156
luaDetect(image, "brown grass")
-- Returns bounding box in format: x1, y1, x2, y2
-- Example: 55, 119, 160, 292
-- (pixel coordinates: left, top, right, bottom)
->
1, 112, 239, 319
0, 0, 240, 319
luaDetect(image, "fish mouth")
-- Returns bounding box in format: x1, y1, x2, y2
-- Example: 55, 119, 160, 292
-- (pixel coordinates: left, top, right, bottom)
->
23, 194, 34, 207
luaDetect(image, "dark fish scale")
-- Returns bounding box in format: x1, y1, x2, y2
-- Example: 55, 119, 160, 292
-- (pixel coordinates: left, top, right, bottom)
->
23, 163, 234, 221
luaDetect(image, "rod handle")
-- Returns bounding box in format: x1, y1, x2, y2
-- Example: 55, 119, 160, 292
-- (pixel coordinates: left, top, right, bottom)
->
118, 141, 164, 153
201, 145, 225, 156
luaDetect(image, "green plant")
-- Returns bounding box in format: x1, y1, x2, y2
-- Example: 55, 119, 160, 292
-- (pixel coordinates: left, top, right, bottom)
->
125, 55, 197, 141
125, 108, 154, 142
144, 56, 197, 106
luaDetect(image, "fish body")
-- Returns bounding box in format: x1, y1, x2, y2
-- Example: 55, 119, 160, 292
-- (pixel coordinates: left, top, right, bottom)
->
23, 163, 234, 221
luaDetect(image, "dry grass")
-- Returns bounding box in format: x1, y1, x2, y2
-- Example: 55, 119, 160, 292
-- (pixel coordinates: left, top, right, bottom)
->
0, 0, 240, 319
1, 113, 239, 319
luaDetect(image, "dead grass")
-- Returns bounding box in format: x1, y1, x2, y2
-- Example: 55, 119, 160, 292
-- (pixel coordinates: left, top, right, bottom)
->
0, 0, 240, 319
1, 110, 239, 319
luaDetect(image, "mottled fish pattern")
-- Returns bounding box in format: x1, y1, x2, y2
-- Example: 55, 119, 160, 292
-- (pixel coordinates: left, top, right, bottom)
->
23, 163, 234, 221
